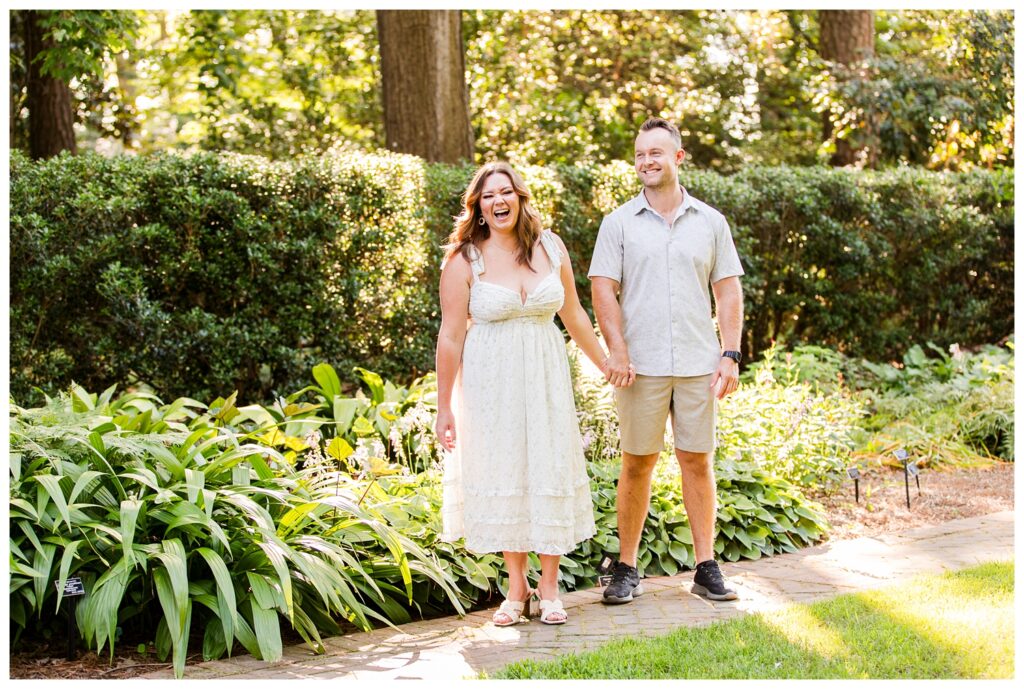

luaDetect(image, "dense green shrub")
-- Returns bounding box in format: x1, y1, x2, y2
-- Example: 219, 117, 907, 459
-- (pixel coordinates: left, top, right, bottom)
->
10, 149, 439, 405
852, 343, 1015, 465
719, 346, 867, 489
11, 149, 1013, 404
749, 342, 1016, 466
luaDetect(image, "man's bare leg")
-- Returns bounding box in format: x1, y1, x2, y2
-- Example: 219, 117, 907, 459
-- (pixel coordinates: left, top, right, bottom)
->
677, 448, 738, 600
616, 451, 659, 567
675, 449, 716, 563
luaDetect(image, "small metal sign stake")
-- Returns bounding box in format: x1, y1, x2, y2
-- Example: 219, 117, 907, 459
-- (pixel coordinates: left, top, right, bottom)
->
56, 577, 86, 660
847, 466, 861, 503
596, 553, 616, 587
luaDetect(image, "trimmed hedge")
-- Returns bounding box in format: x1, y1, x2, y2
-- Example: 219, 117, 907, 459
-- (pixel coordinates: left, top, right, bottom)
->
10, 149, 1013, 403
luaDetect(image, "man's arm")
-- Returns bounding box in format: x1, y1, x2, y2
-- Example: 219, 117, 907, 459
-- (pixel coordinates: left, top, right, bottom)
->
710, 276, 743, 399
592, 277, 632, 387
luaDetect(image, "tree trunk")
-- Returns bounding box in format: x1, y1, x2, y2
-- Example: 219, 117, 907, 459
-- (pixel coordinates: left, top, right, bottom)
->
376, 10, 474, 163
24, 10, 77, 159
819, 10, 873, 166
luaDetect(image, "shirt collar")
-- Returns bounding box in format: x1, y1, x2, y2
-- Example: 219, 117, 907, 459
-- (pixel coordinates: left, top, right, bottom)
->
633, 185, 695, 220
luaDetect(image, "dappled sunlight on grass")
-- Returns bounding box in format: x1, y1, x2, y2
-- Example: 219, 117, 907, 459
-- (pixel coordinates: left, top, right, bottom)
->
851, 562, 1014, 679
493, 561, 1014, 679
759, 605, 851, 662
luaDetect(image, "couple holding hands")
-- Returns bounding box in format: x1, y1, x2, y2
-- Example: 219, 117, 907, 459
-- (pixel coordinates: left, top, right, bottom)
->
435, 118, 744, 626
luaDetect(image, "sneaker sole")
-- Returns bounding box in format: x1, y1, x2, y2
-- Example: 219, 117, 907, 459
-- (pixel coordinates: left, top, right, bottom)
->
601, 583, 644, 605
690, 583, 738, 601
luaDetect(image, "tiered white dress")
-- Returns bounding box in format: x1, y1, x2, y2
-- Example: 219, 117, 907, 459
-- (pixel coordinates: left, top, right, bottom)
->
441, 230, 596, 555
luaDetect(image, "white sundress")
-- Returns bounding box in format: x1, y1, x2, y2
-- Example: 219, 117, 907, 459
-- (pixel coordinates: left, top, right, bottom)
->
441, 230, 597, 555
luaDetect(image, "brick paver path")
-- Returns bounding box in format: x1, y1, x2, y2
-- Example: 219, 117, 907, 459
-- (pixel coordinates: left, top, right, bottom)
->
142, 511, 1014, 679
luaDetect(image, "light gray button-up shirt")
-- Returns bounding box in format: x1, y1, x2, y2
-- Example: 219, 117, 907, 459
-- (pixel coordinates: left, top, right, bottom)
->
588, 187, 744, 377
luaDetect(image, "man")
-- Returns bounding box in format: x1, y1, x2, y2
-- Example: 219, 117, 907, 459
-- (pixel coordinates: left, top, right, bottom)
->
589, 117, 744, 603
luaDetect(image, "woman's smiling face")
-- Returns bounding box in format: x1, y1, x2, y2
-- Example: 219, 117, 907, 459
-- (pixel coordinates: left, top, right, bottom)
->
479, 172, 519, 231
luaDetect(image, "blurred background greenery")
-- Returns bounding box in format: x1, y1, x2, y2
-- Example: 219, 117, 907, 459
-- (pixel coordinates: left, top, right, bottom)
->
10, 9, 1014, 170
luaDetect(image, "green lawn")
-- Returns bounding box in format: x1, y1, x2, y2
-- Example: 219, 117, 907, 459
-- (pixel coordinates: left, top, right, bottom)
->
491, 561, 1014, 679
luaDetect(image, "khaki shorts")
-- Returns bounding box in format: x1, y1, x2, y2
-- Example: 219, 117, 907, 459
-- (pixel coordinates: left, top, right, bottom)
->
614, 374, 716, 455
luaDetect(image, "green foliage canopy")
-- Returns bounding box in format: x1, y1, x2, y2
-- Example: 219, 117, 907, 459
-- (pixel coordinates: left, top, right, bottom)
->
9, 9, 1014, 169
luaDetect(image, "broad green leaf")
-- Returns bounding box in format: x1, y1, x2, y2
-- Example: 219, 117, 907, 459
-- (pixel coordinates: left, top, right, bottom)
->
312, 363, 342, 399
71, 384, 95, 412
154, 617, 171, 661
326, 437, 354, 462
259, 428, 286, 447
668, 540, 691, 563
212, 391, 240, 424
249, 601, 283, 663
352, 416, 376, 437
353, 367, 385, 405
202, 620, 228, 661
672, 525, 693, 544
333, 398, 360, 434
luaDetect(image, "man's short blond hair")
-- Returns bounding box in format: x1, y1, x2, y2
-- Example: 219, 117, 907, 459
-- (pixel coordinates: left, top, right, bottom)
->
639, 117, 682, 150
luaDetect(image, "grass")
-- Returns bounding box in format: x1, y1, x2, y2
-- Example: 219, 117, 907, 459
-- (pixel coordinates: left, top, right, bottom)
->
491, 560, 1014, 679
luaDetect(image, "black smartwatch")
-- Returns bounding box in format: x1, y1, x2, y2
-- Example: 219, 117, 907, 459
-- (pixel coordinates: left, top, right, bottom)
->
722, 350, 742, 365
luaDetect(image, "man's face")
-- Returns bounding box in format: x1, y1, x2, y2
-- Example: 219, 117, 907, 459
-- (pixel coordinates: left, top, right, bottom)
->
634, 128, 685, 190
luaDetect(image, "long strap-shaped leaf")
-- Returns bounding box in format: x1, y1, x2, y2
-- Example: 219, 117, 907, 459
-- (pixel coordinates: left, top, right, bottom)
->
78, 557, 132, 659
34, 475, 71, 531
253, 534, 294, 624
153, 568, 192, 679
119, 498, 142, 566
53, 539, 83, 613
196, 547, 237, 656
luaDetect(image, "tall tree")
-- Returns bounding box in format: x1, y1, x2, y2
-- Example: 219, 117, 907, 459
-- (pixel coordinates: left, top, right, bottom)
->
23, 10, 77, 159
818, 10, 875, 166
376, 10, 473, 163
15, 10, 140, 158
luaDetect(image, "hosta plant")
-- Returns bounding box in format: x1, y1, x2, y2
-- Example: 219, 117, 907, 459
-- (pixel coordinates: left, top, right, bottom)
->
8, 384, 463, 679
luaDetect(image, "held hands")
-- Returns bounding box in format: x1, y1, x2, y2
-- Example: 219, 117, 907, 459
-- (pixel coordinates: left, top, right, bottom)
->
435, 409, 457, 451
710, 357, 739, 399
602, 350, 636, 388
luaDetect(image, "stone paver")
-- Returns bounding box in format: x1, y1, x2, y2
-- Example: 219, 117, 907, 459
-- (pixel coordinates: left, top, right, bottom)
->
141, 510, 1014, 680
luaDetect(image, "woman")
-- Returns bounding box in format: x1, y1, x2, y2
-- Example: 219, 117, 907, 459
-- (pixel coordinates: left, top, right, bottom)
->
435, 162, 633, 625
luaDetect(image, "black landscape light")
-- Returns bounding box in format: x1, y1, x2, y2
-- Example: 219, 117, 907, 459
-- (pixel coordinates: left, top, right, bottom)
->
847, 465, 861, 503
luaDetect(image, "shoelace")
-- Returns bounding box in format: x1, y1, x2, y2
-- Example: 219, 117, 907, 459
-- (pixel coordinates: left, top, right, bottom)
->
699, 564, 724, 585
611, 563, 635, 582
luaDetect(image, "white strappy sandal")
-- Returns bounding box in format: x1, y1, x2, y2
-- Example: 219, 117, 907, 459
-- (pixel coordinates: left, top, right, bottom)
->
492, 589, 536, 626
538, 598, 568, 625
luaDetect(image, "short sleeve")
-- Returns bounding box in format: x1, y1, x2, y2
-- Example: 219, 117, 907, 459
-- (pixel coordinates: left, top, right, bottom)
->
710, 215, 744, 283
588, 215, 624, 282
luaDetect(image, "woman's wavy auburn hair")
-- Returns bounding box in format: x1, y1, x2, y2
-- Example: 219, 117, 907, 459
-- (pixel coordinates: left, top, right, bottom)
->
443, 162, 543, 269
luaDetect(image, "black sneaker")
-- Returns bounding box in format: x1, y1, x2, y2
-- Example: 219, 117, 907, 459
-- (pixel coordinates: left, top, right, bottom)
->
602, 561, 643, 604
691, 560, 738, 601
